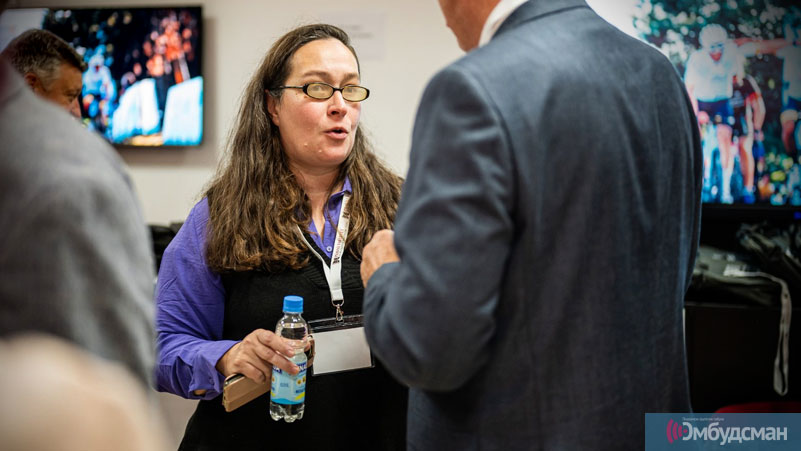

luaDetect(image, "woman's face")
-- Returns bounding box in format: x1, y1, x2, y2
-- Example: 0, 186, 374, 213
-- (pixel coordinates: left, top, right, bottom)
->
267, 38, 362, 176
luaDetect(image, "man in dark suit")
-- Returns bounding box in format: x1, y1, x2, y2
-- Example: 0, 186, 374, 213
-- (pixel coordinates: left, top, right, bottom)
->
360, 0, 703, 449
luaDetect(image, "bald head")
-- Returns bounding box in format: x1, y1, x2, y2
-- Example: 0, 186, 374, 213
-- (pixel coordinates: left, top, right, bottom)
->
1, 29, 86, 117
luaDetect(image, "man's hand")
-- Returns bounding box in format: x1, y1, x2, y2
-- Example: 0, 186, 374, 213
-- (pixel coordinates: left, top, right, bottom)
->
361, 229, 399, 286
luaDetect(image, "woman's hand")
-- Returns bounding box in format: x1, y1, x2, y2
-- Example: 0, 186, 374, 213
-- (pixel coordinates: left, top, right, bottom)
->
215, 329, 299, 384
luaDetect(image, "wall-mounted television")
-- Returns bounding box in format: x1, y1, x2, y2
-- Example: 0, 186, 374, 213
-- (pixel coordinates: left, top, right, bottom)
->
0, 6, 203, 147
588, 0, 801, 220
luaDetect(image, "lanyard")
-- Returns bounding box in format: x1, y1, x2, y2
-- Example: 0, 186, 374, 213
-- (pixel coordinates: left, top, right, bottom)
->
297, 193, 351, 321
724, 267, 792, 396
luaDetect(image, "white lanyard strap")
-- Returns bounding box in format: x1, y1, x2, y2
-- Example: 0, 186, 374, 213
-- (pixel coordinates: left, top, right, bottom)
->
724, 267, 792, 396
297, 193, 351, 321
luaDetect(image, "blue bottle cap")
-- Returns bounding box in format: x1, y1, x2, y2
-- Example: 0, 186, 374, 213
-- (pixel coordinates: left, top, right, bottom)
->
283, 295, 303, 313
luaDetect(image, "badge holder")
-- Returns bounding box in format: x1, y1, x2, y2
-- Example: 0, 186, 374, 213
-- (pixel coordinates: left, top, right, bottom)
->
308, 314, 374, 376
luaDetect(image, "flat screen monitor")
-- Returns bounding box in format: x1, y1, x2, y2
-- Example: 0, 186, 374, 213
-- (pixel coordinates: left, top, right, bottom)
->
588, 0, 801, 220
0, 6, 203, 147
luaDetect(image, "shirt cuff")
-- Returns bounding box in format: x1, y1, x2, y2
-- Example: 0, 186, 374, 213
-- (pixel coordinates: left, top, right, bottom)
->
190, 339, 238, 399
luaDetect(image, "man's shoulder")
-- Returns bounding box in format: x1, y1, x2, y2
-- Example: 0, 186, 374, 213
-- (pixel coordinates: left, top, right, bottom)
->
455, 11, 669, 81
0, 86, 135, 221
433, 40, 527, 96
1, 87, 128, 182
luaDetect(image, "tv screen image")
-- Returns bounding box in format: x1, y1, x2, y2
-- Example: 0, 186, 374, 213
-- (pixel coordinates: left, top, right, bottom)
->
588, 0, 800, 208
0, 6, 203, 147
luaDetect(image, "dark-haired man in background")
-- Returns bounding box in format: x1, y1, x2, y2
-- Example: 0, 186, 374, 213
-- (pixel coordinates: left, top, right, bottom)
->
2, 28, 85, 117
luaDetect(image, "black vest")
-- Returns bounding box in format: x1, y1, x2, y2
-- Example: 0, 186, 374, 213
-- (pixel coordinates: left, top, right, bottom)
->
179, 238, 407, 450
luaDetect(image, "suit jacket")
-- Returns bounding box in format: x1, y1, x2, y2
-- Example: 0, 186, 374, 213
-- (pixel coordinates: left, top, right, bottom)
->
364, 0, 703, 449
0, 62, 156, 386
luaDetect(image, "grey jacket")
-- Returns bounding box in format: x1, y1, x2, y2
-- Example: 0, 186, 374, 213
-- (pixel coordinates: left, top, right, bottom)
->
0, 62, 156, 386
364, 0, 702, 449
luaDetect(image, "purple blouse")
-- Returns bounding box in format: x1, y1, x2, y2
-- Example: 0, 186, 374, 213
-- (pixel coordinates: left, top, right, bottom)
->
155, 179, 352, 399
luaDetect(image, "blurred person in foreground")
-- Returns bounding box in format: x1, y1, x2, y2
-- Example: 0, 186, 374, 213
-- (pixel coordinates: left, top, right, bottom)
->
0, 334, 170, 451
154, 23, 406, 450
0, 7, 156, 386
1, 28, 85, 117
360, 0, 702, 449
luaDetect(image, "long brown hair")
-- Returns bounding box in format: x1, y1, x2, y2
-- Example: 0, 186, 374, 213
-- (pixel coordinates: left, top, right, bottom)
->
204, 24, 402, 272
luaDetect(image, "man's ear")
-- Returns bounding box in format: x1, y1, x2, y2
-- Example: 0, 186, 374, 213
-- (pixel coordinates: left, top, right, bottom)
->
266, 92, 280, 127
23, 72, 45, 94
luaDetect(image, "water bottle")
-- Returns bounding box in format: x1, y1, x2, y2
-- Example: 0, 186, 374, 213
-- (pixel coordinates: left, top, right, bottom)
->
269, 295, 308, 422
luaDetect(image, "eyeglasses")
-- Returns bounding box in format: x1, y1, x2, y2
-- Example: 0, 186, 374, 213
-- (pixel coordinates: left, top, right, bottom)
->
270, 82, 370, 102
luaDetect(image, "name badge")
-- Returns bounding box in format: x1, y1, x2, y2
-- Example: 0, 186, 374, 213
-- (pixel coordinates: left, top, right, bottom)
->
309, 315, 374, 376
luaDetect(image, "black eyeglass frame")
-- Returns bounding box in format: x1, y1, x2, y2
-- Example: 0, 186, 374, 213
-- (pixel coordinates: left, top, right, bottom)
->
269, 82, 370, 102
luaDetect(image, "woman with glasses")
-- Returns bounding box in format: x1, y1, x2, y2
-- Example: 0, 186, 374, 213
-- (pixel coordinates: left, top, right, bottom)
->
155, 24, 406, 450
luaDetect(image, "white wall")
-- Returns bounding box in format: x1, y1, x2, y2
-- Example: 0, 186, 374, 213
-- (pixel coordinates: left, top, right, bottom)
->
10, 0, 463, 224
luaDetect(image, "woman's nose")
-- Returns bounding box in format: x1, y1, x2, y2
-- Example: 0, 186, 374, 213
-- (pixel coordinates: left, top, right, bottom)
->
328, 91, 347, 116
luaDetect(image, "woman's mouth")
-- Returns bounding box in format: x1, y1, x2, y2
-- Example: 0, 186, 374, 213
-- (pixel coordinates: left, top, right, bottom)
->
325, 127, 349, 140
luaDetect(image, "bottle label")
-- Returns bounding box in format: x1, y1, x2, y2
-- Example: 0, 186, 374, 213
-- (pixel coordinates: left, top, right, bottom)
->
270, 360, 306, 405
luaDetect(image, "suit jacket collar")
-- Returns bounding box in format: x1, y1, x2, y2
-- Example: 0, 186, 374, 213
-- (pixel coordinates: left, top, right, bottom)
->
495, 0, 590, 39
